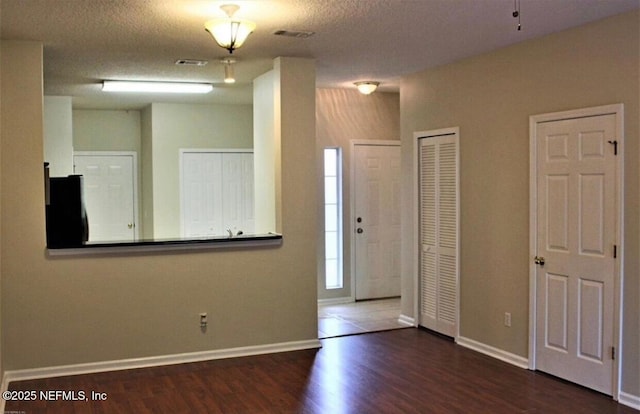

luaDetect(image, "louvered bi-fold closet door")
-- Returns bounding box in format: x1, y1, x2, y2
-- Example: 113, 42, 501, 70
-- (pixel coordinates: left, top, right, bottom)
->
419, 134, 459, 337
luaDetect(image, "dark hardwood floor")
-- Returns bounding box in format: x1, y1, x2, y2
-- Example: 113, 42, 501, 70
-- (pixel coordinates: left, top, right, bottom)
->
6, 328, 638, 413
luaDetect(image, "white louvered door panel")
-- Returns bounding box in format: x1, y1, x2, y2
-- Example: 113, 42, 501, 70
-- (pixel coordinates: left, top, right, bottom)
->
182, 152, 224, 237
419, 133, 459, 337
420, 143, 437, 321
182, 151, 254, 237
222, 153, 255, 235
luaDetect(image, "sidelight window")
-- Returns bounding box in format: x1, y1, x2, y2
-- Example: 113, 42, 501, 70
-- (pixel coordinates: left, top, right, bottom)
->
324, 148, 343, 289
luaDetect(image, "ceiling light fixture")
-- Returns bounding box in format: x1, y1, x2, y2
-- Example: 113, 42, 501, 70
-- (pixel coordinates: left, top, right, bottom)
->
355, 81, 380, 95
221, 58, 236, 84
102, 81, 213, 94
204, 4, 256, 54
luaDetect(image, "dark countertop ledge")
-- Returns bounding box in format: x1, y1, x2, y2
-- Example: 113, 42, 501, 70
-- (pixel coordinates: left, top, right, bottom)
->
46, 233, 283, 256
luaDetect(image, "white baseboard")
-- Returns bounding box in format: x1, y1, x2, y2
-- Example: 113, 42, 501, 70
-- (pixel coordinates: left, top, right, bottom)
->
455, 337, 638, 410
317, 297, 354, 306
2, 335, 636, 410
3, 339, 322, 385
619, 391, 640, 410
456, 336, 529, 369
398, 314, 416, 326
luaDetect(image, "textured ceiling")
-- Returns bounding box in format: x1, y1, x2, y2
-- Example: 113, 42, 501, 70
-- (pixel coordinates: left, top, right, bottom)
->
1, 0, 638, 109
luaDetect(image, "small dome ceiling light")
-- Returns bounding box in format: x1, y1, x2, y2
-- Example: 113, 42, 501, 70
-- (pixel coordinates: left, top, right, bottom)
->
355, 81, 380, 95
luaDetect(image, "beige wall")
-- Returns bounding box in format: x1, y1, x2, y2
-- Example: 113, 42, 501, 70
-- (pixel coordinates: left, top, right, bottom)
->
253, 70, 277, 234
0, 43, 317, 372
316, 88, 400, 299
43, 96, 74, 177
400, 11, 639, 396
1, 40, 46, 368
140, 105, 154, 239
0, 36, 3, 383
275, 57, 317, 236
73, 109, 141, 153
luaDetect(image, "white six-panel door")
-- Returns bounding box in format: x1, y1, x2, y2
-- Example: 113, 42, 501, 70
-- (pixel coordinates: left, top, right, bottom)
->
73, 152, 137, 242
418, 131, 459, 338
353, 143, 401, 300
534, 111, 619, 395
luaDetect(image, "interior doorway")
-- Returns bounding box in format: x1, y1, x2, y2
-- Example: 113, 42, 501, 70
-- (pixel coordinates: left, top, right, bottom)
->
318, 140, 404, 338
529, 104, 623, 398
318, 298, 407, 338
73, 151, 138, 242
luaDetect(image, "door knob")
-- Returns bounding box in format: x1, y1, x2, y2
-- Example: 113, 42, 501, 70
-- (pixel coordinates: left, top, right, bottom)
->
128, 223, 134, 229
356, 228, 364, 234
534, 256, 545, 266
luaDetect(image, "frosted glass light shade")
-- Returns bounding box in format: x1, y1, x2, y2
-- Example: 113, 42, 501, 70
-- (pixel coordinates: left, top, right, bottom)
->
355, 81, 380, 95
224, 64, 235, 84
205, 18, 256, 53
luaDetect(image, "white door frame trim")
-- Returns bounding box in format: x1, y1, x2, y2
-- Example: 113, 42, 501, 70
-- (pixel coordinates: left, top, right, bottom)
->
349, 140, 401, 302
412, 127, 460, 337
528, 104, 624, 400
73, 151, 140, 240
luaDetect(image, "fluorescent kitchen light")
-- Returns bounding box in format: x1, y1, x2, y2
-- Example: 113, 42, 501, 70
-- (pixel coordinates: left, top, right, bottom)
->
102, 81, 213, 94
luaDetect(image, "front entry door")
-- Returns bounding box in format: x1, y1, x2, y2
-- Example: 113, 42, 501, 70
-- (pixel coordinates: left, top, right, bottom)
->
353, 142, 401, 300
534, 111, 620, 395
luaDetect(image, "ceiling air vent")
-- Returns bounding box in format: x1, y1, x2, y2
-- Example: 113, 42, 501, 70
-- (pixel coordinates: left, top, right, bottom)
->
273, 30, 315, 38
175, 59, 209, 66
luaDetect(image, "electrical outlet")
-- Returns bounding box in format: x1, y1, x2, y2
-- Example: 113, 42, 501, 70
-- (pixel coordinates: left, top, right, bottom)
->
200, 313, 208, 328
504, 312, 511, 327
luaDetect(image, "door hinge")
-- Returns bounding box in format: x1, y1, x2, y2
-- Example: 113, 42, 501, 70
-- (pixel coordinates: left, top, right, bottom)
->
607, 140, 618, 155
611, 346, 616, 360
613, 244, 617, 259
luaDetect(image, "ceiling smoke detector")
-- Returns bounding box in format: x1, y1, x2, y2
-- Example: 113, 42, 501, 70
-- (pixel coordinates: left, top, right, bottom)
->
273, 30, 315, 38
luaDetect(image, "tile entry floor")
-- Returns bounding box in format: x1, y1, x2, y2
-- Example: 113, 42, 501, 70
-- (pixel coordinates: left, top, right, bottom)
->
318, 297, 411, 339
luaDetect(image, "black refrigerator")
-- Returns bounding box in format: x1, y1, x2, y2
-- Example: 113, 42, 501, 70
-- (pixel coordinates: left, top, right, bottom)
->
45, 173, 89, 248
